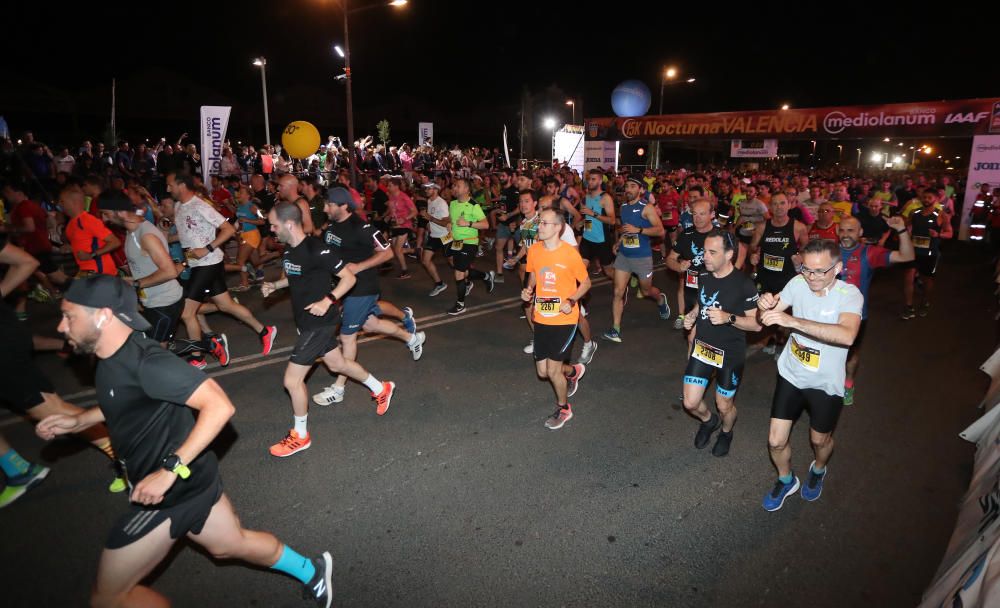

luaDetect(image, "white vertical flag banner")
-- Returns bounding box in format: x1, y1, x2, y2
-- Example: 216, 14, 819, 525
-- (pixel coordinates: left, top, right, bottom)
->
418, 122, 433, 146
200, 106, 232, 179
503, 125, 511, 168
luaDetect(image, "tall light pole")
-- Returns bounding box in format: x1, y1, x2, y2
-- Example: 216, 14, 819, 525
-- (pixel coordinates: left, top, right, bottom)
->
335, 0, 408, 188
565, 100, 576, 125
252, 57, 271, 147
655, 67, 676, 169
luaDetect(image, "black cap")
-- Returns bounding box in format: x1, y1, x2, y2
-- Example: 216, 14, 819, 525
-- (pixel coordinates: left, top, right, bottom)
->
64, 275, 152, 331
326, 186, 355, 208
626, 176, 646, 188
99, 190, 136, 213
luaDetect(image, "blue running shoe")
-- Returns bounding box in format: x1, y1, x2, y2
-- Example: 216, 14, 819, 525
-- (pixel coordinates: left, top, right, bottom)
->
800, 461, 826, 502
601, 328, 622, 343
0, 464, 50, 509
402, 307, 416, 334
658, 293, 671, 320
762, 475, 800, 512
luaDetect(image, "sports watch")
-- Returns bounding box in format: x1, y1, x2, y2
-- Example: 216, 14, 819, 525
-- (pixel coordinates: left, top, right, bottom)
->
727, 313, 737, 326
161, 454, 191, 479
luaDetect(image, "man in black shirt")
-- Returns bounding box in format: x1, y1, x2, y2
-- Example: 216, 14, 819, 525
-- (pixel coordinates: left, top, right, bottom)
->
39, 275, 333, 607
312, 188, 424, 406
492, 167, 521, 279
681, 230, 761, 457
262, 202, 396, 456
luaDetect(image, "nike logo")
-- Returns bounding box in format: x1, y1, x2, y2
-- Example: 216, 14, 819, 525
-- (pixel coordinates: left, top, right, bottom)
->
110, 389, 115, 398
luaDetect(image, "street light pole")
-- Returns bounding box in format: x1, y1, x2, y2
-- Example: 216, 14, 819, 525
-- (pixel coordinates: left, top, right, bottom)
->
343, 1, 358, 188
253, 58, 271, 147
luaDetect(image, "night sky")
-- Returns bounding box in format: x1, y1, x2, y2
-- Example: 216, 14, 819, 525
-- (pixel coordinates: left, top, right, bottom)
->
3, 2, 995, 159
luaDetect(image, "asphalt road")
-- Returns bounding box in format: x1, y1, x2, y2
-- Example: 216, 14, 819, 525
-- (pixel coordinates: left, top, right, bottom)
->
1, 244, 993, 607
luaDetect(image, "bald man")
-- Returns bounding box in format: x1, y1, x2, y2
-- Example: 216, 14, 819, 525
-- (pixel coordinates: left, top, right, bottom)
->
60, 186, 121, 277
277, 174, 315, 235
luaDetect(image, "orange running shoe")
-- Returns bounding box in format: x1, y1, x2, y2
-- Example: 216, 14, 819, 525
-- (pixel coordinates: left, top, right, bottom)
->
372, 381, 395, 416
269, 429, 312, 457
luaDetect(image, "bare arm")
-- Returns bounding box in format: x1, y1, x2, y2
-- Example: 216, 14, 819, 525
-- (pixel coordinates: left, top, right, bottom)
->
639, 203, 665, 238
135, 233, 180, 288
763, 310, 861, 347
0, 242, 39, 297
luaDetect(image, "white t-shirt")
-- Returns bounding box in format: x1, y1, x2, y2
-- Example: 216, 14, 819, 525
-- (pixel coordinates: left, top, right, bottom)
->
174, 195, 226, 267
427, 196, 450, 238
54, 154, 75, 174
776, 276, 864, 397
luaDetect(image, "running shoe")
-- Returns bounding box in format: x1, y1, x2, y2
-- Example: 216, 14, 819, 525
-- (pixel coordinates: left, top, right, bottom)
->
465, 281, 474, 297
578, 340, 597, 365
566, 364, 586, 398
843, 386, 855, 407
260, 325, 278, 355
673, 316, 685, 330
28, 284, 52, 303
269, 430, 312, 457
694, 413, 721, 449
523, 340, 534, 354
210, 333, 230, 367
373, 381, 395, 416
657, 293, 671, 320
397, 270, 411, 279
762, 340, 777, 356
447, 303, 466, 316
918, 302, 931, 317
108, 460, 127, 493
428, 283, 448, 297
256, 268, 265, 281
230, 284, 250, 292
494, 273, 505, 284
711, 430, 734, 457
313, 384, 345, 406
762, 475, 801, 512
800, 461, 827, 502
0, 464, 50, 509
544, 405, 573, 430
900, 306, 916, 321
408, 331, 426, 361
503, 260, 516, 271
402, 307, 417, 334
187, 355, 207, 370
486, 271, 497, 294
601, 328, 622, 343
304, 552, 334, 608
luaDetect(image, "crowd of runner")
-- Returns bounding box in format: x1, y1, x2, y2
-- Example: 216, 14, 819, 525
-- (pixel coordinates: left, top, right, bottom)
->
0, 129, 989, 606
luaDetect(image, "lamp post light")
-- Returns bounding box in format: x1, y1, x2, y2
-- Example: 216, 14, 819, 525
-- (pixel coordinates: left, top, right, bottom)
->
565, 100, 576, 125
655, 66, 695, 168
252, 57, 270, 147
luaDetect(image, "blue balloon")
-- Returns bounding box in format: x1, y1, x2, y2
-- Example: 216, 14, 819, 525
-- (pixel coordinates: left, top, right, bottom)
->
611, 80, 652, 117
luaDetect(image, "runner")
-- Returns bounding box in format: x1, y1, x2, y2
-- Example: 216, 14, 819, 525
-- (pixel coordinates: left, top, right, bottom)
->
167, 172, 278, 368
261, 202, 397, 456
492, 167, 521, 282
309, 188, 425, 406
758, 239, 863, 511
901, 189, 952, 319
808, 202, 839, 243
417, 182, 450, 296
446, 177, 497, 316
680, 230, 761, 457
602, 177, 671, 343
578, 168, 616, 281
666, 199, 715, 331
734, 184, 769, 248
521, 208, 590, 430
41, 275, 333, 607
60, 186, 121, 277
385, 177, 417, 279
223, 184, 267, 291
838, 215, 913, 405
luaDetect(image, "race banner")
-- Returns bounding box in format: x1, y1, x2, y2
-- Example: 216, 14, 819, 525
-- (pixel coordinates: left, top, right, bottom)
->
199, 105, 231, 179
959, 135, 1000, 240
731, 139, 778, 158
419, 122, 433, 146
585, 98, 999, 141
584, 140, 618, 173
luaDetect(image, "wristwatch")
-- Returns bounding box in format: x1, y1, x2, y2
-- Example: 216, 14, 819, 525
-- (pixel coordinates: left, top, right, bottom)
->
161, 454, 191, 479
727, 313, 737, 326
206, 243, 215, 252
326, 293, 338, 304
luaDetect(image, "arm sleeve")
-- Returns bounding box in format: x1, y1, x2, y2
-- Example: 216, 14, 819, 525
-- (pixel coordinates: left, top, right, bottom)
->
362, 222, 390, 250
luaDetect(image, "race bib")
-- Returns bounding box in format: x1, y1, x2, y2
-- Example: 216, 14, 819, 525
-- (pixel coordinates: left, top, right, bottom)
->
790, 336, 820, 372
913, 236, 931, 249
661, 211, 673, 221
622, 234, 641, 249
441, 231, 453, 245
584, 218, 593, 232
685, 269, 699, 289
534, 297, 561, 318
763, 254, 784, 272
450, 239, 465, 251
741, 221, 755, 232
692, 339, 724, 368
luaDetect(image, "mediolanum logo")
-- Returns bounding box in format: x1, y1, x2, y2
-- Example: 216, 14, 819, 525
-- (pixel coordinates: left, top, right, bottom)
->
621, 119, 640, 138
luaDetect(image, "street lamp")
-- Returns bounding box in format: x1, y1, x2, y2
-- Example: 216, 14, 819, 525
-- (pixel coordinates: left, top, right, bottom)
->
543, 117, 557, 130
252, 57, 270, 147
856, 148, 862, 169
565, 100, 576, 125
330, 0, 408, 188
655, 66, 694, 168
781, 104, 790, 111
333, 44, 345, 58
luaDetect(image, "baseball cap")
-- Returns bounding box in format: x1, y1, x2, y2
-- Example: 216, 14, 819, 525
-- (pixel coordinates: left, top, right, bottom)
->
626, 176, 645, 188
98, 190, 137, 213
423, 182, 441, 190
64, 275, 152, 331
326, 187, 356, 209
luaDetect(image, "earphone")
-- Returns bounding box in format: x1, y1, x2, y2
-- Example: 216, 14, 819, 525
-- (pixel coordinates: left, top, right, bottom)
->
96, 316, 107, 329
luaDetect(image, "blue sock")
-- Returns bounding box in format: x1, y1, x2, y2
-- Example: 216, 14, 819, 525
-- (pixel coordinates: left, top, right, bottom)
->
271, 545, 316, 585
0, 449, 31, 477
811, 463, 826, 475
778, 473, 794, 485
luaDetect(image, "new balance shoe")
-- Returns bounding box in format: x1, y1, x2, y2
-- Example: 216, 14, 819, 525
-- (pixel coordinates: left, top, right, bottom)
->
402, 307, 417, 334
373, 381, 395, 416
313, 384, 345, 406
269, 430, 312, 457
0, 464, 50, 509
565, 364, 586, 398
210, 333, 230, 367
800, 461, 827, 502
762, 475, 801, 512
544, 405, 573, 430
260, 325, 278, 355
304, 551, 333, 608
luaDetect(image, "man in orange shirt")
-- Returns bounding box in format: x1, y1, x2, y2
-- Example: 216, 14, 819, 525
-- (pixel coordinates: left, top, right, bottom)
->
522, 208, 591, 430
60, 187, 121, 276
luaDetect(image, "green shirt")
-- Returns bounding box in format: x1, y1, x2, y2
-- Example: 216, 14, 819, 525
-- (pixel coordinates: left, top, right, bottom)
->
450, 199, 486, 244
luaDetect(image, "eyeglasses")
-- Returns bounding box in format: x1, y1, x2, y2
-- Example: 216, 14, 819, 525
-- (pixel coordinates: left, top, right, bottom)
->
798, 262, 838, 278
538, 220, 561, 227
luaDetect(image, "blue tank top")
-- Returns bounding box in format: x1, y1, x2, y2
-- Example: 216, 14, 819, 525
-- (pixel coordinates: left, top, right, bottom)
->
237, 203, 259, 233
619, 200, 652, 258
582, 193, 605, 244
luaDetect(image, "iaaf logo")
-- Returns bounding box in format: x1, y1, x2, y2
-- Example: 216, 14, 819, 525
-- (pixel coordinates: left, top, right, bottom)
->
822, 110, 936, 134
621, 119, 641, 139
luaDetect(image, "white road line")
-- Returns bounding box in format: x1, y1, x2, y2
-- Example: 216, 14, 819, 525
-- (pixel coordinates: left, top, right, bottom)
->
5, 265, 664, 415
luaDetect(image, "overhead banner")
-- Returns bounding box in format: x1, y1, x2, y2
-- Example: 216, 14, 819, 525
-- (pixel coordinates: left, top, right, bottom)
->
199, 105, 231, 179
584, 140, 619, 173
959, 135, 1000, 240
418, 122, 433, 146
585, 98, 999, 141
731, 139, 778, 158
